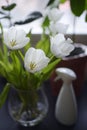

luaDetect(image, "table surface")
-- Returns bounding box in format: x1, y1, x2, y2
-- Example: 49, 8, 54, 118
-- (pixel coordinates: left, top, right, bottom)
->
0, 78, 87, 130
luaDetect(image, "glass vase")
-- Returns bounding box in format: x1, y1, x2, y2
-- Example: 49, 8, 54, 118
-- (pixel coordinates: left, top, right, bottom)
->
8, 85, 48, 127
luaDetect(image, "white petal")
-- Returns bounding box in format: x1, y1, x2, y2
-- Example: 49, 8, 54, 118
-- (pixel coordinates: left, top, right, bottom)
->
51, 43, 60, 57
16, 30, 29, 44
49, 22, 68, 35
50, 33, 74, 58
24, 47, 35, 64
3, 26, 29, 50
48, 8, 64, 22
3, 31, 9, 46
66, 38, 73, 44
50, 0, 60, 8
50, 33, 65, 46
24, 47, 50, 73
7, 27, 17, 42
49, 22, 57, 35
61, 42, 75, 56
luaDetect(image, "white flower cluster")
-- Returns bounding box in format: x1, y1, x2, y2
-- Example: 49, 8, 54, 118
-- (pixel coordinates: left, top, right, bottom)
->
3, 8, 75, 74
42, 7, 74, 59
3, 27, 50, 73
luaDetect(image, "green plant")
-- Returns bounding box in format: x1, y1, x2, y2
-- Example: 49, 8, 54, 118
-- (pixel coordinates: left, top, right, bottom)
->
47, 0, 87, 21
0, 1, 75, 108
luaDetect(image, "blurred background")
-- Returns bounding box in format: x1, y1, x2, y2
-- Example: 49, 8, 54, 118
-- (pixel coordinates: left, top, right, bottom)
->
0, 0, 87, 36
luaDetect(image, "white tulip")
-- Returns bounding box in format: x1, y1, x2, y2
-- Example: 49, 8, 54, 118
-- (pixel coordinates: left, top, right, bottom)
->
49, 22, 68, 35
50, 33, 75, 58
3, 26, 30, 50
47, 8, 64, 22
24, 47, 50, 73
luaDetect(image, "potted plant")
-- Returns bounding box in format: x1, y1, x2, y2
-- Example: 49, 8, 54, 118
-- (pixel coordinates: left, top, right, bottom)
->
0, 2, 76, 126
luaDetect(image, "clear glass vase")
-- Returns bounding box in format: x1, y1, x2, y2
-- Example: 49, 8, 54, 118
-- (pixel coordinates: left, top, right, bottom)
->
8, 85, 48, 127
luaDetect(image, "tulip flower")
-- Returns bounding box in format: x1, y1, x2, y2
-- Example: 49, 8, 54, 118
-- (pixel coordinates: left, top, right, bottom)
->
3, 26, 30, 50
47, 8, 63, 22
24, 47, 50, 73
50, 33, 75, 58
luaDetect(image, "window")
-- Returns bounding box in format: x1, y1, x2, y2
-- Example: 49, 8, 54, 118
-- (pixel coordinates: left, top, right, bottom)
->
0, 0, 87, 35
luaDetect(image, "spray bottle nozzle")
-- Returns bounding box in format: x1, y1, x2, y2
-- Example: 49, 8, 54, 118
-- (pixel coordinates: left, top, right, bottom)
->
54, 67, 77, 82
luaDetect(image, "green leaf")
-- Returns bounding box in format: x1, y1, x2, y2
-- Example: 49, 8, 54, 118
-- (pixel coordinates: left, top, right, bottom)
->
85, 0, 87, 9
0, 83, 10, 108
36, 35, 51, 56
0, 60, 12, 78
24, 43, 31, 53
70, 0, 85, 16
17, 50, 24, 61
10, 51, 22, 75
24, 31, 31, 52
2, 3, 16, 11
85, 12, 87, 22
60, 0, 67, 3
42, 16, 50, 28
27, 11, 42, 18
41, 58, 61, 81
8, 51, 25, 87
47, 0, 55, 6
0, 61, 8, 72
0, 22, 3, 35
14, 11, 42, 25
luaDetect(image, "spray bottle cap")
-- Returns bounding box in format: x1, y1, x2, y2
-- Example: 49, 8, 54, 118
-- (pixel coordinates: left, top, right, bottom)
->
54, 67, 77, 82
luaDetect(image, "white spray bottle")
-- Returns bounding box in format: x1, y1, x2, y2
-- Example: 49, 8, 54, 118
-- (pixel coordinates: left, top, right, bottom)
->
54, 67, 77, 125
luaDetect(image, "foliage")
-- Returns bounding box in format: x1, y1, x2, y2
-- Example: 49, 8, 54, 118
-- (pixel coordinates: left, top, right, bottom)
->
70, 0, 86, 16
0, 0, 75, 108
0, 2, 42, 26
47, 0, 87, 21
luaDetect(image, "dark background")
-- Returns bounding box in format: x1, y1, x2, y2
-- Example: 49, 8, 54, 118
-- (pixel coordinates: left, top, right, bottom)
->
0, 78, 87, 130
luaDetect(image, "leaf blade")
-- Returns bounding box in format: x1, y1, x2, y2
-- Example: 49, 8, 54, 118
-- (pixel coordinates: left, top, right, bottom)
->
70, 0, 85, 16
2, 3, 16, 11
14, 11, 42, 25
0, 83, 10, 108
